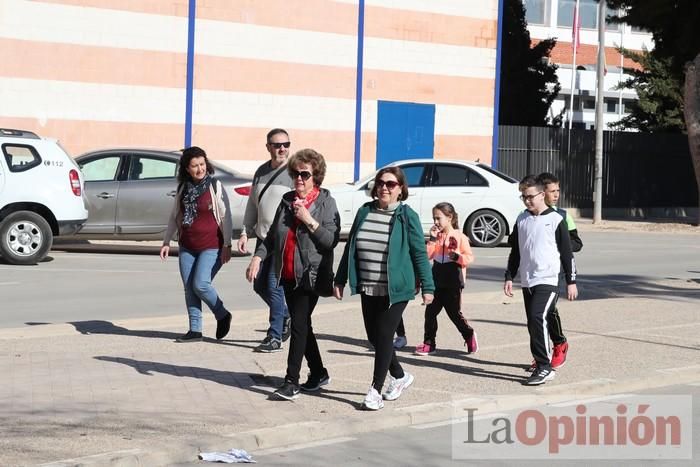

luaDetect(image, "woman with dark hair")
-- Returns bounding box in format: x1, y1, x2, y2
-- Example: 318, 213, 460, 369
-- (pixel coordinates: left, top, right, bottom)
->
161, 146, 233, 342
246, 148, 340, 401
334, 166, 434, 410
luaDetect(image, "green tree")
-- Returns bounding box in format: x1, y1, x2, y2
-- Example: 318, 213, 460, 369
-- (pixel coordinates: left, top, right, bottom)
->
499, 0, 561, 126
610, 47, 684, 132
607, 0, 700, 224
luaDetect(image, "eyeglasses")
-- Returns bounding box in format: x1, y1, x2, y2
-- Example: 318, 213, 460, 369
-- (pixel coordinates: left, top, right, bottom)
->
376, 180, 400, 190
269, 142, 291, 149
520, 191, 543, 201
290, 169, 312, 181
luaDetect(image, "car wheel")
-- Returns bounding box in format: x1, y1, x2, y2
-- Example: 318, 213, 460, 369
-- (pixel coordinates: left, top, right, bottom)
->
464, 209, 506, 248
0, 211, 53, 265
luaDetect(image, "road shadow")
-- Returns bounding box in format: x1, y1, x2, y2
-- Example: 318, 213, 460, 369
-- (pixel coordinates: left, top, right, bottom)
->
0, 255, 55, 265
69, 320, 182, 340
52, 240, 250, 257
94, 356, 273, 398
470, 264, 700, 302
93, 356, 361, 405
326, 348, 524, 383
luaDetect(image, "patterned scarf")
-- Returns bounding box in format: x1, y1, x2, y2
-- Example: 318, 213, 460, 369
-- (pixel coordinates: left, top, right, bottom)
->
181, 174, 211, 226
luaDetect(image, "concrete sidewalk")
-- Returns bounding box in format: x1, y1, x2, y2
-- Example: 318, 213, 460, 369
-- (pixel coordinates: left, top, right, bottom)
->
1, 287, 699, 466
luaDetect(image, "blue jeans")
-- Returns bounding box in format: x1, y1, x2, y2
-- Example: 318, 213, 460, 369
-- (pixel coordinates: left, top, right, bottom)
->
178, 247, 227, 332
253, 239, 289, 340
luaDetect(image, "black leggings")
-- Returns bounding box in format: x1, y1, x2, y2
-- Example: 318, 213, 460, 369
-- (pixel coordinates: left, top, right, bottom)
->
423, 287, 473, 346
396, 318, 406, 338
283, 283, 323, 385
361, 294, 407, 392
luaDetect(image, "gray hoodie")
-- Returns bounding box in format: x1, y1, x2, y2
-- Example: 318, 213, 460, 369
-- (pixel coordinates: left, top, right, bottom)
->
255, 188, 340, 288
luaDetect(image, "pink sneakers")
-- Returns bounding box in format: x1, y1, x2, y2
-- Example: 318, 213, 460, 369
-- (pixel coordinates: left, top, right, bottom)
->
414, 342, 436, 356
551, 341, 569, 369
465, 331, 479, 354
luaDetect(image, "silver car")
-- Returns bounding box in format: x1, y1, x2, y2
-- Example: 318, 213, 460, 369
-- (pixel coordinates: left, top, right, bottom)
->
71, 149, 252, 240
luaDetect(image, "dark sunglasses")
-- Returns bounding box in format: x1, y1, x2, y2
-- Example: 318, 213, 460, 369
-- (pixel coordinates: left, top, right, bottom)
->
376, 180, 400, 190
290, 169, 313, 181
269, 141, 291, 149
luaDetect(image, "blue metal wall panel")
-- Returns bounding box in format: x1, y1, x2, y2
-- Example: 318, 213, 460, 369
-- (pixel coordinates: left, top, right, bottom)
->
376, 100, 435, 168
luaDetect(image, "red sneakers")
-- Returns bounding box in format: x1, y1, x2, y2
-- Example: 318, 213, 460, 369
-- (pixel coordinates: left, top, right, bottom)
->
414, 342, 436, 356
465, 331, 479, 354
551, 341, 569, 369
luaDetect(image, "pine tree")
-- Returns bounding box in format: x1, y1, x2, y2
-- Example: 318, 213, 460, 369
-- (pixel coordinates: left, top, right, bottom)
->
499, 0, 561, 126
610, 47, 684, 132
607, 0, 700, 224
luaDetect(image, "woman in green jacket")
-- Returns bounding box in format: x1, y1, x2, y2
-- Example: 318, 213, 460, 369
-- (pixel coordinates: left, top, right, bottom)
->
334, 166, 434, 410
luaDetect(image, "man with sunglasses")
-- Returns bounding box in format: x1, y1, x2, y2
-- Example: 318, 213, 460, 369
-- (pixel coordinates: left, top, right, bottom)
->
239, 128, 295, 352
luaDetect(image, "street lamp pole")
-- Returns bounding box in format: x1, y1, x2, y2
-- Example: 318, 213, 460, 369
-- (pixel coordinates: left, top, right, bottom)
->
593, 0, 606, 223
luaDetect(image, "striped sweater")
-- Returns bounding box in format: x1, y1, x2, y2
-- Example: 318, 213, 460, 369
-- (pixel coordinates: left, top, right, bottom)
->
355, 204, 397, 296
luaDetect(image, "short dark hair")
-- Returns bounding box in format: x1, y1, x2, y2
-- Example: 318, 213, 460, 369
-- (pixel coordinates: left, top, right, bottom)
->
266, 128, 289, 143
371, 166, 409, 201
178, 146, 214, 185
433, 202, 459, 229
287, 148, 327, 186
537, 172, 560, 187
519, 174, 543, 192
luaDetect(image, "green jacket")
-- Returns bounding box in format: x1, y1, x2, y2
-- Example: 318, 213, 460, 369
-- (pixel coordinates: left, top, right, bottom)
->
335, 201, 435, 305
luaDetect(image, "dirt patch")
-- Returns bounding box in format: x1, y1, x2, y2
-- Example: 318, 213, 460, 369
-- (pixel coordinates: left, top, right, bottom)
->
577, 219, 700, 234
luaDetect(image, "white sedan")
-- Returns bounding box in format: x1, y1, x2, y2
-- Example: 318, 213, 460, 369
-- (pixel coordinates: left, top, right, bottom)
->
327, 159, 523, 247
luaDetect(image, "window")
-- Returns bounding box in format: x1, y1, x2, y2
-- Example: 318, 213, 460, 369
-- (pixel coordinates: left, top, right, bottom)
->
523, 0, 549, 25
604, 98, 618, 113
605, 8, 620, 31
80, 156, 121, 182
400, 165, 426, 187
431, 164, 488, 187
582, 98, 596, 110
477, 163, 518, 183
557, 0, 600, 29
129, 156, 177, 181
2, 144, 41, 172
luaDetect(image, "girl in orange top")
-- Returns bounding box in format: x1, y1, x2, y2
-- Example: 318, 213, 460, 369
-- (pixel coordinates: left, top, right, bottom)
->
415, 203, 478, 356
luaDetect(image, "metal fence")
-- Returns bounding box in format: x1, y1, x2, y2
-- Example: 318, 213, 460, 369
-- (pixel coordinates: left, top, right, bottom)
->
497, 125, 698, 209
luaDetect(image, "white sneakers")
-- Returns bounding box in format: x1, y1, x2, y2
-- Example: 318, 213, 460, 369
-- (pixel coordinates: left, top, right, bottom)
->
382, 372, 414, 401
363, 386, 384, 410
363, 372, 415, 410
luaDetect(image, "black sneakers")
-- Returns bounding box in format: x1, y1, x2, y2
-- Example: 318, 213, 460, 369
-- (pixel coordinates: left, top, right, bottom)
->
274, 381, 300, 400
524, 366, 556, 385
281, 316, 291, 342
176, 331, 202, 342
300, 370, 331, 392
255, 335, 283, 353
216, 311, 232, 340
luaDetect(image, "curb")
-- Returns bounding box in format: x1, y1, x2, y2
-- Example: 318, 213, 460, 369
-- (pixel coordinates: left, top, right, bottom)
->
41, 366, 700, 466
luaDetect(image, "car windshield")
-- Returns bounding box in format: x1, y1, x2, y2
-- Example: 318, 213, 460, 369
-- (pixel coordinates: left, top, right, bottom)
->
476, 163, 518, 183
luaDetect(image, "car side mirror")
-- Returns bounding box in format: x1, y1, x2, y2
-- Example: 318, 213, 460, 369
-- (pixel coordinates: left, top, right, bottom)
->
365, 180, 374, 197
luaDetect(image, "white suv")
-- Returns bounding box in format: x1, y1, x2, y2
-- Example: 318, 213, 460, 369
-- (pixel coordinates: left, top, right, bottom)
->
0, 128, 88, 265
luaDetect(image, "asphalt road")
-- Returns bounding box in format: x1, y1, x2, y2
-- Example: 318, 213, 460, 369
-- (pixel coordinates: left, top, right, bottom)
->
0, 230, 698, 329
250, 382, 700, 466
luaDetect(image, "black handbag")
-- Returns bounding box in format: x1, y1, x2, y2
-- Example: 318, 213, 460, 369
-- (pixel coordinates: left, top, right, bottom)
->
302, 256, 334, 297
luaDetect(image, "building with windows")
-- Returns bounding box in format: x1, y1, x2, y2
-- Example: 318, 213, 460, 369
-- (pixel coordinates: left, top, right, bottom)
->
0, 0, 500, 181
523, 0, 653, 130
